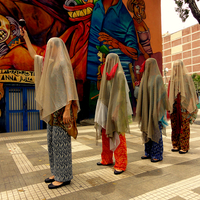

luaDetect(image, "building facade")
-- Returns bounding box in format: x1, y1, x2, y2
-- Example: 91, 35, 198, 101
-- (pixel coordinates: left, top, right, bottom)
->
162, 23, 200, 85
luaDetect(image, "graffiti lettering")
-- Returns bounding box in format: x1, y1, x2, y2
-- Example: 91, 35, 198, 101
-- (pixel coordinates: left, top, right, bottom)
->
19, 76, 33, 83
1, 75, 17, 81
0, 69, 34, 76
0, 70, 35, 84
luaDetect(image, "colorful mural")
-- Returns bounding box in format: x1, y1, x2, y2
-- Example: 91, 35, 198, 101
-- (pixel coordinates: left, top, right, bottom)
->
0, 0, 162, 126
128, 0, 162, 82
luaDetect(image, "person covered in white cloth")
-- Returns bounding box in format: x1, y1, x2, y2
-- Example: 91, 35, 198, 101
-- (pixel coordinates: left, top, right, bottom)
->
20, 27, 80, 189
94, 53, 133, 175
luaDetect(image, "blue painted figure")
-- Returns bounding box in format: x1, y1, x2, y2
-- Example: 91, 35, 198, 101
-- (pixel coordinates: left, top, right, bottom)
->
87, 0, 139, 83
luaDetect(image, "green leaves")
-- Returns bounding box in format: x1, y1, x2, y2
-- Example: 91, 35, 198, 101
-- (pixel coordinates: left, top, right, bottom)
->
174, 0, 200, 23
174, 0, 190, 22
192, 73, 200, 91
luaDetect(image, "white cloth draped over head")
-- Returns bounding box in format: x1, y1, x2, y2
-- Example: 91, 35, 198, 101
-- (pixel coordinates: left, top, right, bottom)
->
169, 59, 198, 114
94, 53, 133, 148
136, 58, 169, 143
34, 37, 80, 123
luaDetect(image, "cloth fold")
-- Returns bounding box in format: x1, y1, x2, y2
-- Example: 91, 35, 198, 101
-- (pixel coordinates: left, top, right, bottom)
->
136, 58, 169, 143
34, 38, 80, 123
109, 132, 120, 151
94, 53, 133, 146
169, 60, 198, 114
106, 63, 118, 80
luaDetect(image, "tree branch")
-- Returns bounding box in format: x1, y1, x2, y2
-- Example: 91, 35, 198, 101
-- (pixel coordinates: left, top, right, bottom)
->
174, 0, 200, 23
186, 0, 200, 23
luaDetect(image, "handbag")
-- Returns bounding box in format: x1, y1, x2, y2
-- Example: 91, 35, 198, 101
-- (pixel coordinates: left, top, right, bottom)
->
58, 102, 78, 139
63, 116, 78, 139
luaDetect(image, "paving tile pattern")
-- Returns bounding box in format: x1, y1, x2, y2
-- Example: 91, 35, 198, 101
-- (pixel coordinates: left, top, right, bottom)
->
1, 122, 200, 199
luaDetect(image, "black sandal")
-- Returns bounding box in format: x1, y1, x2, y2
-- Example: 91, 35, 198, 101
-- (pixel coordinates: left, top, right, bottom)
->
171, 148, 179, 152
141, 156, 151, 159
45, 178, 55, 183
48, 181, 71, 189
179, 150, 188, 154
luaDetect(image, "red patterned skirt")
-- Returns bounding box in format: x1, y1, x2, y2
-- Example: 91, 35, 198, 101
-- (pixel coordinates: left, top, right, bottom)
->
100, 128, 127, 171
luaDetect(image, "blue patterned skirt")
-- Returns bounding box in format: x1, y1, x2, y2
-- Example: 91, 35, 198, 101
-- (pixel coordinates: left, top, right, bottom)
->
144, 122, 163, 160
47, 124, 73, 182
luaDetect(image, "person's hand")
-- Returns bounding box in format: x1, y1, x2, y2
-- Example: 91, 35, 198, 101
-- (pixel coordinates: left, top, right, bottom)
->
20, 27, 28, 39
98, 32, 119, 49
63, 109, 71, 124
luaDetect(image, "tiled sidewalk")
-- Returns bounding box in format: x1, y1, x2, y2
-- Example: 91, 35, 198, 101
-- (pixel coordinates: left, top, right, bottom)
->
1, 123, 200, 200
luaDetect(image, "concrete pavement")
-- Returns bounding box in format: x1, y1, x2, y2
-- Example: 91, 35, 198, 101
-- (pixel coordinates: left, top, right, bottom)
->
0, 114, 200, 200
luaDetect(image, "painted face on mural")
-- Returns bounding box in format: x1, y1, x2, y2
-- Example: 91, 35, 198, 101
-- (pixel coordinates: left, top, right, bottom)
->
64, 0, 94, 5
82, 0, 94, 4
133, 4, 146, 21
63, 0, 95, 21
0, 15, 10, 43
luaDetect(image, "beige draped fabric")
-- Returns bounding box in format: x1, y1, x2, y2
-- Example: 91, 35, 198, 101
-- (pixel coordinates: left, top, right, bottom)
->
34, 37, 80, 123
94, 53, 133, 139
136, 58, 169, 143
169, 60, 198, 114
